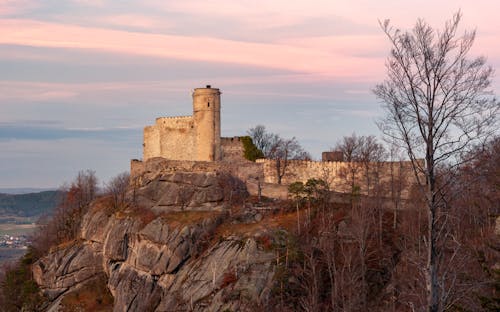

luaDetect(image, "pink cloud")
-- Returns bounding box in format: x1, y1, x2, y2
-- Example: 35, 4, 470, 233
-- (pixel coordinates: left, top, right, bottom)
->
278, 35, 388, 57
0, 19, 384, 78
0, 0, 38, 15
71, 0, 105, 7
0, 81, 79, 101
98, 14, 171, 30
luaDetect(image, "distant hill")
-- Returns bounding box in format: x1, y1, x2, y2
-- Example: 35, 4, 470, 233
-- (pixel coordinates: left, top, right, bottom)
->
0, 191, 61, 217
0, 188, 56, 195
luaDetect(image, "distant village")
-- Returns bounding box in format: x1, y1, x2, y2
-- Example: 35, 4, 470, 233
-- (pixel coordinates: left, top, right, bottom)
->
0, 234, 30, 249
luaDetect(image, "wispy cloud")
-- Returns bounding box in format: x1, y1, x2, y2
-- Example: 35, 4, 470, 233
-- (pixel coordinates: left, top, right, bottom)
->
0, 81, 79, 101
0, 121, 141, 141
0, 19, 384, 77
71, 0, 105, 7
0, 0, 38, 16
99, 14, 171, 30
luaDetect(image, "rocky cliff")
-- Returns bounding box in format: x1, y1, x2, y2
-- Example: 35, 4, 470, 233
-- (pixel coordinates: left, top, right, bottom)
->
33, 168, 277, 311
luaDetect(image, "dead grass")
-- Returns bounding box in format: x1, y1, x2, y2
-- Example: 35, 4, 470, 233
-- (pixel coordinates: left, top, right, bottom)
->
49, 238, 84, 254
220, 270, 238, 288
159, 210, 224, 228
214, 211, 299, 239
89, 196, 114, 212
215, 201, 350, 239
60, 274, 113, 312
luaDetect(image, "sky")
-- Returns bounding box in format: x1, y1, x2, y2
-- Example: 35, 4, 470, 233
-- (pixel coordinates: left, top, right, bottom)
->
1, 0, 499, 188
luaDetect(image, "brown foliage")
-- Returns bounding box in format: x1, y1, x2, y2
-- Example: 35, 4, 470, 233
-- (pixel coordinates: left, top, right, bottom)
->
30, 170, 98, 259
220, 270, 238, 289
104, 172, 130, 210
267, 136, 500, 311
59, 274, 113, 311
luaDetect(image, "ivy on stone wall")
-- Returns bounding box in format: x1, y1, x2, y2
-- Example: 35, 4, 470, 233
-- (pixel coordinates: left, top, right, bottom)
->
241, 136, 264, 162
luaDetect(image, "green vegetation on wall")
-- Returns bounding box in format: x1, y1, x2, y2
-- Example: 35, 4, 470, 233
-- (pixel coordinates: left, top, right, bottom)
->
241, 136, 264, 161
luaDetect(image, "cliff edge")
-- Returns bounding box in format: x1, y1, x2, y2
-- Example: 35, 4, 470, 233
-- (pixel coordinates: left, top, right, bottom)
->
33, 164, 277, 311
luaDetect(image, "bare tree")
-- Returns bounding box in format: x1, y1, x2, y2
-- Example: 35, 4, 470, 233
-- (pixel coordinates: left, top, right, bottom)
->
374, 11, 499, 312
247, 125, 274, 157
334, 134, 386, 199
55, 169, 98, 241
334, 134, 360, 195
105, 172, 130, 210
270, 136, 309, 184
248, 125, 310, 184
358, 135, 386, 195
334, 133, 362, 162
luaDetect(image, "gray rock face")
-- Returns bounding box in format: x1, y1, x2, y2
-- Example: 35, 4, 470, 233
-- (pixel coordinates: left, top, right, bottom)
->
134, 171, 247, 213
33, 241, 103, 301
156, 237, 275, 311
34, 171, 274, 311
108, 263, 163, 311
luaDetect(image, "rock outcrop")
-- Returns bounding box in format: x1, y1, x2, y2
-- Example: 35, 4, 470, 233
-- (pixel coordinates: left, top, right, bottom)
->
134, 168, 249, 213
33, 170, 276, 311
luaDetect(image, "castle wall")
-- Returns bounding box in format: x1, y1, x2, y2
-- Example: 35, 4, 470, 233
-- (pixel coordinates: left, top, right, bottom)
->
157, 116, 195, 161
143, 116, 196, 161
221, 137, 246, 162
143, 125, 160, 160
257, 159, 416, 198
132, 157, 418, 201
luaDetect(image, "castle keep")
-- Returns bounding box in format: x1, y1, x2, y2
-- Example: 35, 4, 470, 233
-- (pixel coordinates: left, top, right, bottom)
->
143, 86, 222, 162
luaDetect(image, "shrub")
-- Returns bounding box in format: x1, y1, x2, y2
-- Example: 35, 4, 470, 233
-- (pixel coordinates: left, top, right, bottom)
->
241, 136, 264, 161
0, 251, 45, 311
220, 271, 238, 288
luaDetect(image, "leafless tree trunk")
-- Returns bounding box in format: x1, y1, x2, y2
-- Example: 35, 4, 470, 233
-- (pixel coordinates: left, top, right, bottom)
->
374, 11, 499, 311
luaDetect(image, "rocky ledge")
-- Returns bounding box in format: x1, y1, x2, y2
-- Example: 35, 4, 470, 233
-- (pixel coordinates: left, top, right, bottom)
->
33, 170, 276, 311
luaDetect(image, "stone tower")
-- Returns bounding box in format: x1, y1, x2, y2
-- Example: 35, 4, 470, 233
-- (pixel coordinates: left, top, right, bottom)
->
193, 85, 221, 161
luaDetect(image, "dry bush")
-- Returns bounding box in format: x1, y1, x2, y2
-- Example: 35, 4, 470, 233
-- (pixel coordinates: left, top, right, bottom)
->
59, 273, 113, 311
104, 172, 130, 210
126, 204, 156, 227
220, 270, 238, 289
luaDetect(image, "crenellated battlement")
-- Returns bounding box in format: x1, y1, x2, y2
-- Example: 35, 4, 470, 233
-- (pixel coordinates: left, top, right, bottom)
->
143, 86, 221, 162
156, 115, 193, 121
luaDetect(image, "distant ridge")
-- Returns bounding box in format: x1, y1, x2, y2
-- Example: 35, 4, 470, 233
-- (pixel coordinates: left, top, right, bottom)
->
0, 188, 57, 195
0, 191, 61, 217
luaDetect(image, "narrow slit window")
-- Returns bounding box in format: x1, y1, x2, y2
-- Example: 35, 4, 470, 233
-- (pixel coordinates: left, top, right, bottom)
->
207, 102, 210, 107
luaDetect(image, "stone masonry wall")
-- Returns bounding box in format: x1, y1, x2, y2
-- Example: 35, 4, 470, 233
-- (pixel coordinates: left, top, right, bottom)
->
143, 116, 196, 161
256, 159, 417, 198
132, 157, 418, 200
143, 125, 160, 160
158, 116, 195, 161
221, 137, 246, 162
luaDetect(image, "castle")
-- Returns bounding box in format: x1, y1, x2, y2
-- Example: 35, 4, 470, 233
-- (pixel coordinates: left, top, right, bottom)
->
143, 85, 222, 162
135, 85, 418, 201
